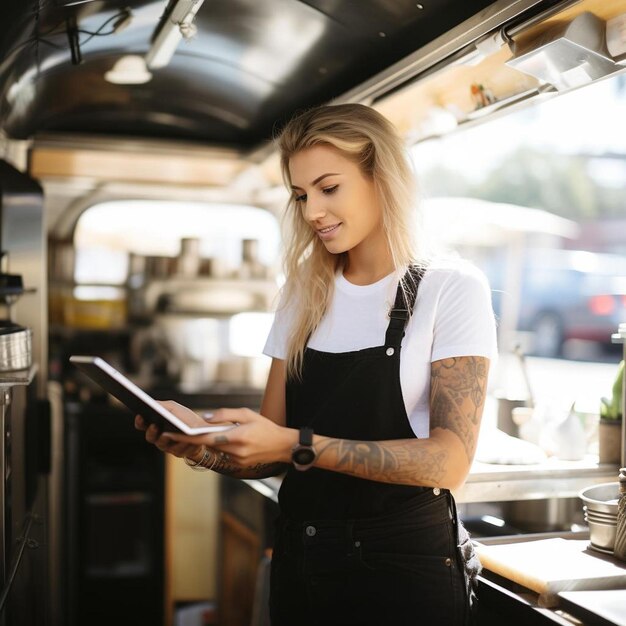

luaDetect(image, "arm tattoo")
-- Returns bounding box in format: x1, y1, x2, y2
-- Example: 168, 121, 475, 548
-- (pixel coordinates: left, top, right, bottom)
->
308, 357, 488, 487
430, 357, 488, 461
213, 460, 289, 479
317, 439, 448, 486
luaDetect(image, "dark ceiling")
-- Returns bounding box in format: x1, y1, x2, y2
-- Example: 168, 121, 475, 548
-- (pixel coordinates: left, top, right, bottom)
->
1, 0, 504, 151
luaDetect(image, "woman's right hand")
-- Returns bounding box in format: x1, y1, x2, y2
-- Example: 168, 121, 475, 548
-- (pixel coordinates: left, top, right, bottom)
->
134, 414, 205, 462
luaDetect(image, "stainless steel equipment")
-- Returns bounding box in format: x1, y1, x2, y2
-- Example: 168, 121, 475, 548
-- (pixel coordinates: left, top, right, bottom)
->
0, 323, 32, 372
580, 482, 620, 552
0, 160, 49, 626
506, 12, 621, 92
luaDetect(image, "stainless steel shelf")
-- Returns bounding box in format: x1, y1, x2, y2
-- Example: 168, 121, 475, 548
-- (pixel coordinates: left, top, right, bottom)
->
457, 457, 617, 504
0, 364, 38, 387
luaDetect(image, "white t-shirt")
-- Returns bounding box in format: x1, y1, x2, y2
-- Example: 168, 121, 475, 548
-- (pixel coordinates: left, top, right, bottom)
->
263, 258, 498, 438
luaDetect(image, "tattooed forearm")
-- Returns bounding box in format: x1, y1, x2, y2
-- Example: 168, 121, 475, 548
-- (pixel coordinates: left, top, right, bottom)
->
429, 356, 489, 461
316, 438, 449, 487
212, 461, 289, 479
309, 357, 488, 489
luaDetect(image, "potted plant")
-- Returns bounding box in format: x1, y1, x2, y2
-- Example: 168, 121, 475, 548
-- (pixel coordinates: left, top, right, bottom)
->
599, 360, 624, 464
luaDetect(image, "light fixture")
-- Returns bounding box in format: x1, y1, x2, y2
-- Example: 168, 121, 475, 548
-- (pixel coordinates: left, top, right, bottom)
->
145, 0, 205, 70
104, 55, 152, 84
451, 28, 509, 68
505, 12, 619, 92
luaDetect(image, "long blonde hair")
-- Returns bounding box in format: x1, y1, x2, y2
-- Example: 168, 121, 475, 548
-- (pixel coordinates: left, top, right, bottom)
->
276, 103, 427, 379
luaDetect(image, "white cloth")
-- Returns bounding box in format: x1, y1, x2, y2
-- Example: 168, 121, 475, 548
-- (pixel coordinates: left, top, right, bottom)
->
263, 258, 498, 437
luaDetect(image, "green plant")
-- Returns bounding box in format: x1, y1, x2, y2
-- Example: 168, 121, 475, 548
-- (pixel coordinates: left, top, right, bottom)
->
600, 360, 624, 421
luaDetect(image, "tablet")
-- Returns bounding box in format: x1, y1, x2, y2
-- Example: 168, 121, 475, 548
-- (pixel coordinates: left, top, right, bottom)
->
69, 355, 236, 435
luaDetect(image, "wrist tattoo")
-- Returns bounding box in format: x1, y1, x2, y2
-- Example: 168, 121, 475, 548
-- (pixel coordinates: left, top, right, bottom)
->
213, 460, 287, 478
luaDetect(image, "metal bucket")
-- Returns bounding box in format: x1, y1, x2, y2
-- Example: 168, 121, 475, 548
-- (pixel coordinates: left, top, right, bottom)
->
580, 482, 620, 551
580, 483, 620, 515
0, 322, 32, 371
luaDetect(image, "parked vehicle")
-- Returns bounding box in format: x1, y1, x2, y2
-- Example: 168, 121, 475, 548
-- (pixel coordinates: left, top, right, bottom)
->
490, 249, 626, 357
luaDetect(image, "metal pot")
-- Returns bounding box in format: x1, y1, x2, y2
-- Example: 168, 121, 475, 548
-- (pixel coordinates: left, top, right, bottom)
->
580, 482, 620, 551
579, 482, 620, 515
0, 322, 32, 371
583, 514, 617, 551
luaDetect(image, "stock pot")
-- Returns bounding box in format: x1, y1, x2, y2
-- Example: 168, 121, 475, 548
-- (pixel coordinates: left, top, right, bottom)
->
0, 321, 32, 371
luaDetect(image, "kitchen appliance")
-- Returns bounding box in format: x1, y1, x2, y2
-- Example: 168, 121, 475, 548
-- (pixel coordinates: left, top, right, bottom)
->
0, 252, 35, 372
0, 160, 49, 626
154, 314, 221, 392
0, 322, 32, 371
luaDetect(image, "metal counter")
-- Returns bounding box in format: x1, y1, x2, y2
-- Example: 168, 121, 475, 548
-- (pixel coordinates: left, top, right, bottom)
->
243, 456, 618, 505
457, 456, 617, 504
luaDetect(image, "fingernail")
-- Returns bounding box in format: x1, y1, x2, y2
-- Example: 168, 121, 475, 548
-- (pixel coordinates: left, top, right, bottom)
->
202, 412, 214, 420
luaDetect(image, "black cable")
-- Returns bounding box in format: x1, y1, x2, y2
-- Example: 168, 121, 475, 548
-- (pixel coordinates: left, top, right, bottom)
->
1, 9, 126, 63
1, 33, 64, 62
0, 514, 37, 615
1, 14, 68, 64
77, 28, 117, 41
35, 0, 41, 74
66, 15, 81, 65
77, 11, 124, 46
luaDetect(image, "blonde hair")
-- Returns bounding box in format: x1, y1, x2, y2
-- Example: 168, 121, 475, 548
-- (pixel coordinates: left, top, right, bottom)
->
275, 103, 427, 379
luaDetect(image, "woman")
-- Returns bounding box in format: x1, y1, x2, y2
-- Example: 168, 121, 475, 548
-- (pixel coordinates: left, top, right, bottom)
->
136, 103, 497, 625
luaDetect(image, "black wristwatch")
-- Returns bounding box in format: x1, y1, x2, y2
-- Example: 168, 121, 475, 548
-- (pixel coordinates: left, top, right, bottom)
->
291, 426, 316, 471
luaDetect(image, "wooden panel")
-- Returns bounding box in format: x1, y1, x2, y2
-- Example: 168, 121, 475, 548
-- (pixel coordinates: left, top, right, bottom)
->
377, 45, 538, 136
517, 0, 626, 46
29, 146, 245, 186
164, 455, 220, 626
219, 511, 261, 626
376, 0, 626, 139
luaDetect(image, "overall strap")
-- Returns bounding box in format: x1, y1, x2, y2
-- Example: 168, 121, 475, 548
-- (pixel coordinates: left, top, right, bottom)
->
384, 265, 425, 348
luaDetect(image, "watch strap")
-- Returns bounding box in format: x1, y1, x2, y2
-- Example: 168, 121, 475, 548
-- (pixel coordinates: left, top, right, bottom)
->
299, 426, 314, 446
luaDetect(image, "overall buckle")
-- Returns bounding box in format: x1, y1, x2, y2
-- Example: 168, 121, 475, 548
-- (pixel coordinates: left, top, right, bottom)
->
388, 308, 409, 320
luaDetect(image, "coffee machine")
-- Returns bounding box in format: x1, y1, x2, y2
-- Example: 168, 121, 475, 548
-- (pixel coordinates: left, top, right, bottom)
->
0, 160, 49, 626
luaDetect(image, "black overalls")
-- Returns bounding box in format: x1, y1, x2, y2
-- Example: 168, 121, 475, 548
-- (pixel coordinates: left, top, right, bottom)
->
269, 268, 481, 626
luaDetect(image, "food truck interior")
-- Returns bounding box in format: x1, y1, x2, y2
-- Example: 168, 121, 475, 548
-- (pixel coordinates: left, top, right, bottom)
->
1, 0, 626, 625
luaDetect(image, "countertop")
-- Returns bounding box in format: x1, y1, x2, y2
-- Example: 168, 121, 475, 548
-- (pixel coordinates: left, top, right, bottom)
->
475, 532, 626, 626
457, 456, 618, 503
558, 590, 626, 626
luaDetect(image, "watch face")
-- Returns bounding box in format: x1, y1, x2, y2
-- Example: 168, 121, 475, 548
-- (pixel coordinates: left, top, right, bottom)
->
293, 447, 315, 466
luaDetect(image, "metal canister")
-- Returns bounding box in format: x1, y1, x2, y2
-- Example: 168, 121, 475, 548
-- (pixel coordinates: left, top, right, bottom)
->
615, 467, 626, 561
0, 322, 32, 371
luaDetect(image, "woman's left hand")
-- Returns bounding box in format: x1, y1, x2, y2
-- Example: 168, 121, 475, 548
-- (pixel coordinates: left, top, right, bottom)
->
163, 407, 295, 468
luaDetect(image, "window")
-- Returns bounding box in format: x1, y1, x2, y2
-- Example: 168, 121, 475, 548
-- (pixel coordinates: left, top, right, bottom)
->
411, 74, 626, 443
73, 200, 281, 284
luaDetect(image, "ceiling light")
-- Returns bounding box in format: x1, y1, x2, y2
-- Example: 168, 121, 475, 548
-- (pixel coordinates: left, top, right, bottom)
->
145, 0, 205, 70
506, 12, 619, 92
105, 55, 152, 84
